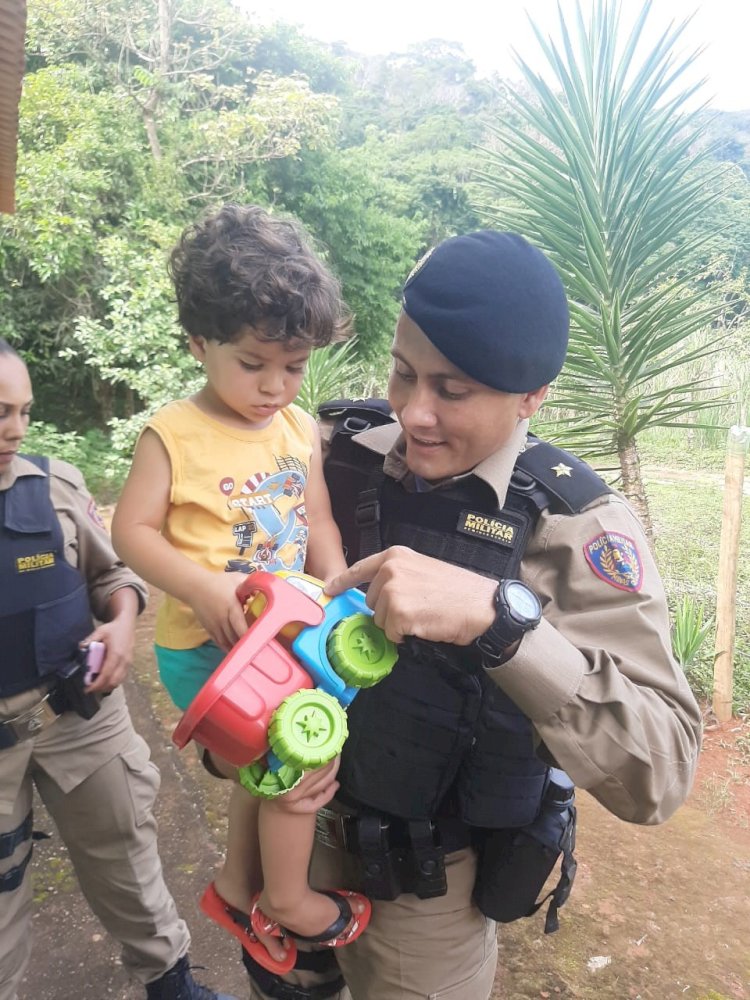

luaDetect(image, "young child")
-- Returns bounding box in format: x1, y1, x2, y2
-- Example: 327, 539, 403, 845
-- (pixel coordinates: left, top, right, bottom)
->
112, 204, 368, 974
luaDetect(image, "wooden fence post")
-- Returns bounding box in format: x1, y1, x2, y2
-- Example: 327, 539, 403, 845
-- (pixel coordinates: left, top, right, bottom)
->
713, 425, 750, 723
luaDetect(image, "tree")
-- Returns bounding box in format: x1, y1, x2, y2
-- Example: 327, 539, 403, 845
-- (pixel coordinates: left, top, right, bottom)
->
475, 0, 729, 534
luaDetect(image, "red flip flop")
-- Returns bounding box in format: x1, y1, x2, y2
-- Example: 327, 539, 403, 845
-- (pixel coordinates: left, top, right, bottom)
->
200, 883, 296, 974
251, 889, 372, 949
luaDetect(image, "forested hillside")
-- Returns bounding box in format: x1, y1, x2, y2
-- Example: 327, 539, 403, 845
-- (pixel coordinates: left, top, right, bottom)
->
1, 0, 748, 491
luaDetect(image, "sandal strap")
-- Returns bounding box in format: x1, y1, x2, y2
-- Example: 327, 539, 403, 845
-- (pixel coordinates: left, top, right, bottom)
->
289, 891, 353, 943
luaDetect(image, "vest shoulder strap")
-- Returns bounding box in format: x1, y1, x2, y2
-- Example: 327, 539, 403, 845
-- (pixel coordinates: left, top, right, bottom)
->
19, 454, 50, 474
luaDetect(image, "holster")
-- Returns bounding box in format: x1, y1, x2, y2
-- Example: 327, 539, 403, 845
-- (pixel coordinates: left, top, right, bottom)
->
54, 655, 102, 721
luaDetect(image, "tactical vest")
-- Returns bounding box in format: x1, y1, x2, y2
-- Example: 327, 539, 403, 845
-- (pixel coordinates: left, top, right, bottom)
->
320, 400, 611, 829
0, 456, 93, 697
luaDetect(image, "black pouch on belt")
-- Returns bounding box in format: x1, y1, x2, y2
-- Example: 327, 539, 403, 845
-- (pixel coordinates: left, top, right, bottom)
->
472, 768, 577, 934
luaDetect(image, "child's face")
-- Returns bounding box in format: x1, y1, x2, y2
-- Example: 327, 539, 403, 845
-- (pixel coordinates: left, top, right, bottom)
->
0, 353, 32, 468
189, 326, 310, 429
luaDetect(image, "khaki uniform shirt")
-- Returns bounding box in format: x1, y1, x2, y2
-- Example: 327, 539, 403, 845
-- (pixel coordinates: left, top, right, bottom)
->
354, 419, 702, 826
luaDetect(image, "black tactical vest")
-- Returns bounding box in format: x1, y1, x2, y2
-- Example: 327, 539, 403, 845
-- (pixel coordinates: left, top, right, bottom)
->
320, 400, 610, 828
0, 456, 93, 697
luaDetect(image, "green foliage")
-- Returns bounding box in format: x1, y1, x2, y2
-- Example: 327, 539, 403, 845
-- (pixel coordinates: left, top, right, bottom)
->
475, 0, 729, 500
650, 477, 750, 714
268, 149, 423, 359
295, 340, 363, 416
23, 423, 126, 499
671, 595, 714, 669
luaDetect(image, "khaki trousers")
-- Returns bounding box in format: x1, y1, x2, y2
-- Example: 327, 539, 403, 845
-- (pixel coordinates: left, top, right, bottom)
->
0, 687, 190, 1000
247, 841, 498, 1000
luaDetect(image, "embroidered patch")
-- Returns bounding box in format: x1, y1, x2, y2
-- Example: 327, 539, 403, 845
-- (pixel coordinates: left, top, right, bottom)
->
87, 497, 106, 530
16, 552, 55, 573
584, 532, 643, 592
457, 510, 516, 546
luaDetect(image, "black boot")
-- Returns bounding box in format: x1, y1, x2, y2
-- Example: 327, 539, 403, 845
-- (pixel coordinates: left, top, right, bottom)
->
145, 954, 238, 1000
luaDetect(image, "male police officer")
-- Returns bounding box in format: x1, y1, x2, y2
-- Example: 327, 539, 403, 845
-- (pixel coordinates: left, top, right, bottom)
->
242, 231, 702, 1000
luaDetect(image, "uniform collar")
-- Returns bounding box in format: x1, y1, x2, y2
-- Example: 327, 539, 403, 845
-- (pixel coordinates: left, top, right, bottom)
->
0, 454, 46, 493
353, 419, 530, 507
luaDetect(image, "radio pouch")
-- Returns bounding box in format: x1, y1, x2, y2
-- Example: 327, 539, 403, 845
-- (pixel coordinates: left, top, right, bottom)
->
473, 768, 577, 934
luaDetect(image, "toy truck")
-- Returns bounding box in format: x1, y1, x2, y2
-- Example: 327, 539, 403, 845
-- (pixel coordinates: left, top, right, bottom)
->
172, 570, 398, 796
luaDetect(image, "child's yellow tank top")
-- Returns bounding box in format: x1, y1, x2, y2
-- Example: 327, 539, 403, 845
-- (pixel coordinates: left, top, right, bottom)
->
146, 398, 314, 649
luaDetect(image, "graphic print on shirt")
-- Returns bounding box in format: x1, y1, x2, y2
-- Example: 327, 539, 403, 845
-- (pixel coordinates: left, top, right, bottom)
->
222, 455, 309, 574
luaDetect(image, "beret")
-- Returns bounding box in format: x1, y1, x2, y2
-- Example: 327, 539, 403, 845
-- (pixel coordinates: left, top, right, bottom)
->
402, 231, 569, 392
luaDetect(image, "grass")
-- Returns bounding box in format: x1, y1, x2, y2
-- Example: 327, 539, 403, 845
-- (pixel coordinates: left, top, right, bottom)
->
646, 466, 750, 714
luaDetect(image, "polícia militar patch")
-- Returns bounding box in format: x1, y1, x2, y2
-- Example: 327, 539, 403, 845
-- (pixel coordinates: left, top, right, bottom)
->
583, 532, 643, 592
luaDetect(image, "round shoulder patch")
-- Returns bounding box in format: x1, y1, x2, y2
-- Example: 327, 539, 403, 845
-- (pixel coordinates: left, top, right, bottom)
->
583, 531, 643, 592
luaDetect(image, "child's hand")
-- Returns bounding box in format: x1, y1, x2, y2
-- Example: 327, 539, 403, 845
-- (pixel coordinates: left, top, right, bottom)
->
192, 571, 252, 651
266, 758, 341, 815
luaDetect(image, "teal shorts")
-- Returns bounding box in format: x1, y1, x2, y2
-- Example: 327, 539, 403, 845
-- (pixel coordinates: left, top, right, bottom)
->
155, 642, 226, 711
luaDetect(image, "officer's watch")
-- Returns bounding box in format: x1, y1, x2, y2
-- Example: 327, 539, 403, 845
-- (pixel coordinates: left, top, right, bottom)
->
475, 579, 542, 663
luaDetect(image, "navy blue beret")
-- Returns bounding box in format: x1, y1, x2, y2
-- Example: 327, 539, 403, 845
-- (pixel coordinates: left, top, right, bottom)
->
402, 231, 569, 392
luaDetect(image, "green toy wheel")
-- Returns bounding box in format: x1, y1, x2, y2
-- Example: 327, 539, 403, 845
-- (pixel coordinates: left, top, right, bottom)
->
238, 761, 305, 800
269, 689, 348, 770
327, 613, 398, 688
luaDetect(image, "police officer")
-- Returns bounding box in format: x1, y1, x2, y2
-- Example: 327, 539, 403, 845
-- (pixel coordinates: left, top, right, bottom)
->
241, 232, 703, 1000
0, 339, 236, 1000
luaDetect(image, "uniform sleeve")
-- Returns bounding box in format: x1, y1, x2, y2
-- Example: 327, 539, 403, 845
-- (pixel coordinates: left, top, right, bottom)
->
48, 460, 148, 620
488, 493, 702, 825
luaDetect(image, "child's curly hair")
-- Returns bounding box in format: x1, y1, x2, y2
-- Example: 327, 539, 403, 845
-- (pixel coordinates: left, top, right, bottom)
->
169, 204, 350, 347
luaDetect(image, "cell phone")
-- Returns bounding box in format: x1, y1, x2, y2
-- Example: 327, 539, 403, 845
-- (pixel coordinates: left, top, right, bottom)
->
82, 641, 106, 685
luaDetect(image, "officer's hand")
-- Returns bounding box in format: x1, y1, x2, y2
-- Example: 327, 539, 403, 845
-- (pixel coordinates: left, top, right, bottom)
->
326, 546, 497, 645
267, 758, 341, 815
83, 618, 134, 693
84, 586, 139, 693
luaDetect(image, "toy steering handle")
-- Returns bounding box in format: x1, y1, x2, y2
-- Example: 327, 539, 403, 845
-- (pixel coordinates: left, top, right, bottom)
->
234, 571, 325, 652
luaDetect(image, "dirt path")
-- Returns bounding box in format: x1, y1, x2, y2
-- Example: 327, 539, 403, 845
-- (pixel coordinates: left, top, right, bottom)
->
19, 600, 750, 1000
495, 722, 750, 999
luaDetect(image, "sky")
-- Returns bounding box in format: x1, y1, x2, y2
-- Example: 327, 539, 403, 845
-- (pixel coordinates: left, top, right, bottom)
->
243, 0, 750, 113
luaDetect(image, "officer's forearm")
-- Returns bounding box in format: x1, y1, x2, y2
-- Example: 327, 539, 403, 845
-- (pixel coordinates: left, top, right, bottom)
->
105, 584, 140, 623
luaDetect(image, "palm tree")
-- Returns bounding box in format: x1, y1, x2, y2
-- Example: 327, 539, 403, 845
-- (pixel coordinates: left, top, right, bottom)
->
476, 0, 728, 535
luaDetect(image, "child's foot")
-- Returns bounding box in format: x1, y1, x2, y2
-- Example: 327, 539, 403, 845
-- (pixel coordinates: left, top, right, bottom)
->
201, 882, 294, 972
252, 889, 371, 947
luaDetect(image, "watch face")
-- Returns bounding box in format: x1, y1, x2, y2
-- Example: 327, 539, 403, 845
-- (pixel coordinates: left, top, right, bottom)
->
505, 580, 542, 625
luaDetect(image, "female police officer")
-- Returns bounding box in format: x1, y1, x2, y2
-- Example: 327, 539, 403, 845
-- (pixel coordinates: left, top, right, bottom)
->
0, 340, 235, 1000
242, 232, 702, 1000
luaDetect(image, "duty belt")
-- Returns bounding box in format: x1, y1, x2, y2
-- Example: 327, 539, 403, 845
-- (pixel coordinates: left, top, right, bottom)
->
0, 688, 65, 750
314, 807, 472, 901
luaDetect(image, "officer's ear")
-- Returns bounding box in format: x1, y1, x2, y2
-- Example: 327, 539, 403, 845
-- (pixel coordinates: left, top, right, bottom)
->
518, 384, 549, 419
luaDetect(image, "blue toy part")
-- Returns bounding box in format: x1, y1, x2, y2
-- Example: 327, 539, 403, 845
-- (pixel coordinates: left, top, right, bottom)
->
291, 588, 371, 707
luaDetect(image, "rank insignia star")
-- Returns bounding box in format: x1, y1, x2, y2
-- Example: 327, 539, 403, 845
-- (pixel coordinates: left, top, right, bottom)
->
552, 462, 573, 478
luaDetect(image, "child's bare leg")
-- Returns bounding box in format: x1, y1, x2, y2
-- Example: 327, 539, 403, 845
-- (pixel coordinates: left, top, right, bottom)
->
201, 749, 262, 911
212, 781, 263, 912
257, 799, 359, 937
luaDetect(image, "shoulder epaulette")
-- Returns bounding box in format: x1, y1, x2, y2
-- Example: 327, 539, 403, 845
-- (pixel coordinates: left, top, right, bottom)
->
515, 437, 611, 515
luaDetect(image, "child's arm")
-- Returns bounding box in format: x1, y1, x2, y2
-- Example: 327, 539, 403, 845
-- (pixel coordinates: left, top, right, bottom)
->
302, 416, 348, 581
111, 429, 249, 650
